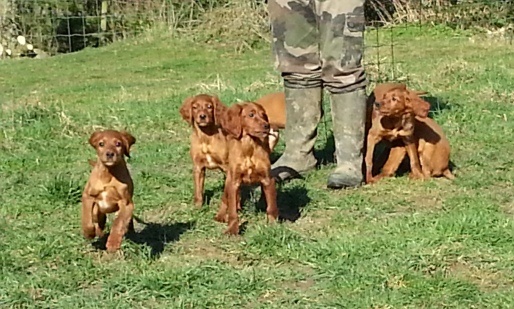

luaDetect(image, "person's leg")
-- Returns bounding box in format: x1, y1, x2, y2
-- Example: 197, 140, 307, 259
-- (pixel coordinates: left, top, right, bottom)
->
317, 0, 368, 188
268, 0, 323, 181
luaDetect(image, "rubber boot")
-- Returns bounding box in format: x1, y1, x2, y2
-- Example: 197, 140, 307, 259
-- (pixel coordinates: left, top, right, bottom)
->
327, 89, 367, 189
271, 87, 322, 181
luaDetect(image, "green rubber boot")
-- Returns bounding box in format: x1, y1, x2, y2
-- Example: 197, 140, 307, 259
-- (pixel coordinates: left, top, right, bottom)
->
271, 87, 322, 181
327, 89, 367, 189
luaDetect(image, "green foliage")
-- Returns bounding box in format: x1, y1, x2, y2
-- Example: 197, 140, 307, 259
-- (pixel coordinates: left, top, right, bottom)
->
6, 0, 513, 55
1, 26, 514, 307
40, 173, 83, 206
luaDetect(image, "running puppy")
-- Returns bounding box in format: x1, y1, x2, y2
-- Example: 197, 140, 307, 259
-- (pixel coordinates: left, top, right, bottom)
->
81, 129, 136, 252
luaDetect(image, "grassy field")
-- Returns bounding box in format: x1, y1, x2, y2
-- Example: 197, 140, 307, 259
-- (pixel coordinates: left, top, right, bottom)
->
1, 25, 514, 308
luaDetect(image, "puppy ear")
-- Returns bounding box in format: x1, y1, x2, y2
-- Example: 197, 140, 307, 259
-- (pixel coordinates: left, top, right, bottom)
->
179, 96, 195, 125
212, 96, 226, 126
88, 131, 102, 148
120, 131, 136, 157
407, 94, 431, 118
221, 104, 243, 138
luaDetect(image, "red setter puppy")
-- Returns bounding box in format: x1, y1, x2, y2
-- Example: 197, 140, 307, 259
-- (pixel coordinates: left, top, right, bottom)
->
82, 130, 136, 252
215, 102, 279, 235
365, 83, 430, 184
180, 94, 228, 207
380, 116, 455, 181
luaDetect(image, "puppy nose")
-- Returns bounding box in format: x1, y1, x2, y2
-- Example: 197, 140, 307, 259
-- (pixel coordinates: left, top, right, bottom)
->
199, 114, 207, 120
106, 151, 115, 158
263, 123, 270, 130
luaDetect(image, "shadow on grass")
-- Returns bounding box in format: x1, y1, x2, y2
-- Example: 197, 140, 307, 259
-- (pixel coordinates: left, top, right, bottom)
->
204, 187, 219, 207
424, 95, 454, 116
93, 217, 195, 258
315, 133, 336, 166
245, 182, 310, 224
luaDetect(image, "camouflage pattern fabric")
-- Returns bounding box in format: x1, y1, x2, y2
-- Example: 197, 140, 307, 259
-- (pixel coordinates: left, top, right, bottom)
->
268, 0, 368, 93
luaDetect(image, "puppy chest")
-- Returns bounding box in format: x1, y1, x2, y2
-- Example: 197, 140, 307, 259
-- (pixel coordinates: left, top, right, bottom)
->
239, 158, 265, 183
96, 188, 121, 213
200, 143, 223, 168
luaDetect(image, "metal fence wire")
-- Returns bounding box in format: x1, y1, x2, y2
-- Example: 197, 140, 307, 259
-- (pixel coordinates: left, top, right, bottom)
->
0, 0, 512, 60
1, 0, 186, 54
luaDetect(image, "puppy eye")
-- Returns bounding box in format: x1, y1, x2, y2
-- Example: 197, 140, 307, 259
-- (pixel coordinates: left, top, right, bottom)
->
99, 142, 104, 147
207, 104, 213, 109
192, 105, 198, 110
115, 141, 122, 147
248, 112, 254, 118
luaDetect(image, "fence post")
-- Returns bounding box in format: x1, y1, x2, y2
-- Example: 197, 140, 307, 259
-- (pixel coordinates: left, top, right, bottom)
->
100, 0, 108, 45
0, 0, 10, 51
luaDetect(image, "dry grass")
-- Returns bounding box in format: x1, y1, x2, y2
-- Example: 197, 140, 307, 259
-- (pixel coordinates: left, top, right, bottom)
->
367, 0, 513, 31
4, 0, 512, 57
195, 0, 269, 52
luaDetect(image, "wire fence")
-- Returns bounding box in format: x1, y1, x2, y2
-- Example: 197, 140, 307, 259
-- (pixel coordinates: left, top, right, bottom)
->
0, 0, 512, 64
1, 0, 190, 55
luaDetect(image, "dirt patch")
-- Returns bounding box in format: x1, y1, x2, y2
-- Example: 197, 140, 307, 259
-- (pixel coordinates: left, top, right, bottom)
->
446, 260, 513, 292
289, 208, 338, 234
177, 238, 239, 264
495, 183, 514, 218
365, 181, 457, 217
256, 263, 319, 306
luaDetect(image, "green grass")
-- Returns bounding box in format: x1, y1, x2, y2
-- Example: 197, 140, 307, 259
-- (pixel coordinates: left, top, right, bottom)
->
1, 25, 514, 308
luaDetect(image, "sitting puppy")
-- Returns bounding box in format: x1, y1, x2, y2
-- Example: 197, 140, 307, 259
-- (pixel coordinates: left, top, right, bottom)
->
81, 129, 136, 252
180, 94, 228, 207
254, 92, 286, 151
365, 83, 431, 184
215, 102, 279, 235
380, 116, 455, 180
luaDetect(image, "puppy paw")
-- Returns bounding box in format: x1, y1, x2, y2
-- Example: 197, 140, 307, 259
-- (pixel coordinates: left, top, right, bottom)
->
224, 226, 239, 236
267, 214, 277, 224
105, 235, 122, 252
193, 199, 203, 208
365, 172, 374, 184
82, 226, 97, 240
214, 213, 227, 223
368, 175, 384, 184
409, 172, 426, 180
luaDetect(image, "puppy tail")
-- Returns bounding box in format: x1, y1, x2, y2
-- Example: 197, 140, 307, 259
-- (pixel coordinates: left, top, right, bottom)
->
443, 169, 456, 180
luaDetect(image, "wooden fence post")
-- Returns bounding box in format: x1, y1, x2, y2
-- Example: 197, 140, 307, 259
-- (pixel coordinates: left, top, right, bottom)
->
100, 0, 108, 44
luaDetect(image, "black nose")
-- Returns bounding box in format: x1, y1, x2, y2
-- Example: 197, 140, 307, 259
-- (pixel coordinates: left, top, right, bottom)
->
199, 114, 207, 120
263, 123, 270, 130
106, 151, 115, 158
374, 101, 381, 108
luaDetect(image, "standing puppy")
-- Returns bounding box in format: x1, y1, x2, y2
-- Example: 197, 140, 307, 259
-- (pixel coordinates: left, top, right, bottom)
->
180, 94, 229, 207
215, 102, 279, 235
82, 130, 136, 252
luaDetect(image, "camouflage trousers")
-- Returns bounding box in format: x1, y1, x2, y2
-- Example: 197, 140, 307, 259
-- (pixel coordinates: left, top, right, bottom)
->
268, 0, 368, 93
